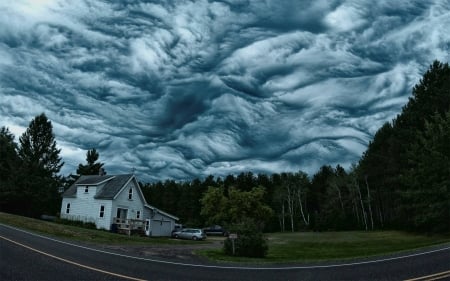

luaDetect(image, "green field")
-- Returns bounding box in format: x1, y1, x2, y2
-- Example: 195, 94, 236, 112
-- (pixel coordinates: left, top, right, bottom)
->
1, 212, 449, 263
200, 231, 450, 263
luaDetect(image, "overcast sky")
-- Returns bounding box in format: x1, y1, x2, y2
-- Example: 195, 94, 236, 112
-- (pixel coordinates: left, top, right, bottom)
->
1, 0, 449, 182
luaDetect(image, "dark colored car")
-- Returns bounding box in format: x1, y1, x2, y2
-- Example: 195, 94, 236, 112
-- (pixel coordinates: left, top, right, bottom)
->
202, 225, 229, 236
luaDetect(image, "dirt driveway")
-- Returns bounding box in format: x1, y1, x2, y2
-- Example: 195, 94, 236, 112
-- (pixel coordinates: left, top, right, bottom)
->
100, 236, 225, 263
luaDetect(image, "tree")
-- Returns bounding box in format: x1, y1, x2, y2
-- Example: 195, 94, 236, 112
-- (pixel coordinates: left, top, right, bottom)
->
227, 186, 273, 228
0, 127, 19, 180
201, 186, 273, 227
200, 186, 229, 225
200, 186, 273, 258
17, 113, 64, 217
400, 112, 450, 232
308, 165, 334, 230
76, 148, 105, 175
19, 114, 63, 176
0, 127, 20, 213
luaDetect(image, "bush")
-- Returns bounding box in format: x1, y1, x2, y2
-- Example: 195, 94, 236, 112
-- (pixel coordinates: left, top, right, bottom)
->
55, 218, 97, 229
223, 220, 268, 258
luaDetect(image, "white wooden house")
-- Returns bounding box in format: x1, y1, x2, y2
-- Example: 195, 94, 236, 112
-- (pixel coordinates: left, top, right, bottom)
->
60, 174, 178, 237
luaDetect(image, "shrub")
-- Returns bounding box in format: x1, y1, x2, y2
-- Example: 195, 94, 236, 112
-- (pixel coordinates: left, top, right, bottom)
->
56, 218, 97, 229
223, 219, 268, 258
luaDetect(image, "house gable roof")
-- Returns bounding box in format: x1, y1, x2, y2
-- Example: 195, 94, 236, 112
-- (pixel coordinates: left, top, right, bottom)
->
95, 174, 135, 199
62, 174, 134, 199
77, 175, 115, 185
145, 204, 179, 221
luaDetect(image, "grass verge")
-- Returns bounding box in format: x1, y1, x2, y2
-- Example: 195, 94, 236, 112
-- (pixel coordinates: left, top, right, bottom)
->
198, 231, 450, 263
0, 212, 205, 246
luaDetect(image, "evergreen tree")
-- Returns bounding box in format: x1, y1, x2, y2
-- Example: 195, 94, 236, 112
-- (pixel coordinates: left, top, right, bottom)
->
400, 112, 450, 232
76, 148, 105, 175
17, 113, 64, 217
0, 127, 20, 213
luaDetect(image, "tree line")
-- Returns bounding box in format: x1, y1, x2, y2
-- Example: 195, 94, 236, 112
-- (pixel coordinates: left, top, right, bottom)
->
1, 60, 449, 233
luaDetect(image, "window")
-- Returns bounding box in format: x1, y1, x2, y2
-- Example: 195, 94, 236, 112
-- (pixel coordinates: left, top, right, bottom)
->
128, 188, 133, 200
99, 205, 105, 218
136, 211, 141, 219
84, 186, 89, 193
66, 203, 70, 214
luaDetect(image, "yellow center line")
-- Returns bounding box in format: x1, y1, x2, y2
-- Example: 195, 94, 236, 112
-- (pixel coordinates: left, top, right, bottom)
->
404, 270, 450, 281
0, 235, 147, 281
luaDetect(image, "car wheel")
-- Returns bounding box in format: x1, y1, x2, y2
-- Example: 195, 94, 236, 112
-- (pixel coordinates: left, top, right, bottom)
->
192, 236, 198, 241
174, 234, 179, 239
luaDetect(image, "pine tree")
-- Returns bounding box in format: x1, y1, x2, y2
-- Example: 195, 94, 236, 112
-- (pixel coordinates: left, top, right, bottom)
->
0, 127, 20, 213
76, 148, 105, 175
19, 114, 63, 176
17, 113, 64, 217
401, 112, 450, 232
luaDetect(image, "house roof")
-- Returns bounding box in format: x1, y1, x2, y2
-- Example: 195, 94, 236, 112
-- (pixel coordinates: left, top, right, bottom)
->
77, 175, 115, 185
62, 174, 134, 199
95, 174, 133, 199
144, 204, 179, 221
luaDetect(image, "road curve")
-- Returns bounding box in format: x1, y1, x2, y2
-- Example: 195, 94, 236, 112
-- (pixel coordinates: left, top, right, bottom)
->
1, 224, 449, 281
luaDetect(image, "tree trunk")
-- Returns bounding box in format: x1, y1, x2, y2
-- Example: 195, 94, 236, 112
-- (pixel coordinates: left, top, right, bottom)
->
297, 189, 309, 226
357, 181, 368, 231
365, 176, 374, 230
286, 184, 295, 232
332, 182, 344, 211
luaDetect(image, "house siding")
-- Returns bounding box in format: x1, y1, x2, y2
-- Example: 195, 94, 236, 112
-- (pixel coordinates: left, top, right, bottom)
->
149, 212, 176, 236
142, 208, 177, 236
60, 197, 112, 230
111, 180, 145, 223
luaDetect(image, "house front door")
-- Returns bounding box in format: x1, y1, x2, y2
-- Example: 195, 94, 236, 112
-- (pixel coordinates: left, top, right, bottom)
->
116, 208, 128, 220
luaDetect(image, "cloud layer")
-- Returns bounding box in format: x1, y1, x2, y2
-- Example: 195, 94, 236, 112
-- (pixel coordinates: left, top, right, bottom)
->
1, 0, 449, 181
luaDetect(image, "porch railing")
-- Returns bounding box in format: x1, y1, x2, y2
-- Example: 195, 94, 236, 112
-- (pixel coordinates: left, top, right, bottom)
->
113, 217, 145, 236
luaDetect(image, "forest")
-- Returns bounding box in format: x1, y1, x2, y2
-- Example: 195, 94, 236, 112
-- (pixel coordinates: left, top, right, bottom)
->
1, 61, 449, 234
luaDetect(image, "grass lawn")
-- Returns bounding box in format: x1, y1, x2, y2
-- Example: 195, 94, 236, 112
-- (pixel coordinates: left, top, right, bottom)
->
198, 231, 450, 263
0, 212, 205, 246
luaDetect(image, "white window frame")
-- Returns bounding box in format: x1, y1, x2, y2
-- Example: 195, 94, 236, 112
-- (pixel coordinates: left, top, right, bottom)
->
99, 205, 105, 218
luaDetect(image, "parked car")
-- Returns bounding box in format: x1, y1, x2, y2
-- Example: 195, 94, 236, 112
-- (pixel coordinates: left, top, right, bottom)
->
202, 225, 229, 236
173, 228, 206, 240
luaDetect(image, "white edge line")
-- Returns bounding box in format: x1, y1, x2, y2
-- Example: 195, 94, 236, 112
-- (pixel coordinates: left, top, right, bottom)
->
1, 223, 449, 271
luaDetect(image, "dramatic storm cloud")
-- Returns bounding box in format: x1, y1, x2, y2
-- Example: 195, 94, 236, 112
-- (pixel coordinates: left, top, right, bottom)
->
1, 0, 449, 181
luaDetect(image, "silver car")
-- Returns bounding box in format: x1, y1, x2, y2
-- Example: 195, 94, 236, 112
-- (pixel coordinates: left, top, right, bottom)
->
173, 228, 206, 240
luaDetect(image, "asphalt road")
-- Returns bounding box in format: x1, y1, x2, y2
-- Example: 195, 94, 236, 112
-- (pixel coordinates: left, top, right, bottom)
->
1, 224, 449, 281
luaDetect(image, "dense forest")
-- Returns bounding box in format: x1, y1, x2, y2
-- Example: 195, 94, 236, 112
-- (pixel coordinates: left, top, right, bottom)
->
1, 61, 449, 233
